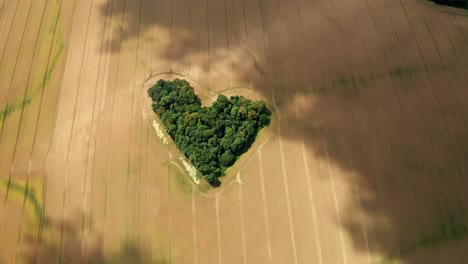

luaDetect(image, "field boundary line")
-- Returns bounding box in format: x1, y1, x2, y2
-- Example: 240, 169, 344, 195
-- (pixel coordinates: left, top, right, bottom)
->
12, 0, 54, 261
326, 1, 380, 262
416, 1, 468, 134
237, 173, 247, 264
215, 195, 223, 264
366, 0, 429, 253
258, 149, 272, 263
83, 0, 116, 260
399, 0, 467, 195
125, 0, 144, 261
387, 0, 468, 220
443, 18, 468, 86
0, 0, 40, 236
31, 0, 65, 259
0, 0, 35, 190
168, 160, 174, 264
37, 0, 79, 260
301, 143, 323, 264
322, 138, 348, 264
192, 185, 198, 264
0, 0, 29, 140
57, 0, 96, 262
222, 0, 233, 88
0, 0, 21, 101
143, 126, 149, 263
36, 0, 78, 263
416, 0, 468, 146
277, 135, 298, 264
205, 0, 211, 87
102, 0, 128, 253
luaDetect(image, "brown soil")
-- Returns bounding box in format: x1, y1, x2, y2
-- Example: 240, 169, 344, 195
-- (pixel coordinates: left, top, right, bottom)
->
1, 0, 468, 263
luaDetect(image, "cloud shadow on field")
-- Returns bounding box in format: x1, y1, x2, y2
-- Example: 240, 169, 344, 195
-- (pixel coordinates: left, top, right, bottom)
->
99, 0, 468, 262
19, 214, 168, 263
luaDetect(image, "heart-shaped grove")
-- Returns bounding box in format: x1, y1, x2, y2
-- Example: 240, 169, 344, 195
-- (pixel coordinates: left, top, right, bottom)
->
147, 79, 271, 186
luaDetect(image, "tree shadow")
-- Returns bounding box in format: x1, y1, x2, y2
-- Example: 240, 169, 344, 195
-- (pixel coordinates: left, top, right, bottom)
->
98, 0, 468, 261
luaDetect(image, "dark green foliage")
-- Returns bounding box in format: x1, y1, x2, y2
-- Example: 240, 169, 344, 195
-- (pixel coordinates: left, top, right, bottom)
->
219, 151, 236, 167
430, 0, 468, 9
148, 79, 271, 186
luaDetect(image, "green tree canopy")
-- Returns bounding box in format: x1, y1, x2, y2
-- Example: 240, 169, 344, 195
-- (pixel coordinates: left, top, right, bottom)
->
147, 79, 271, 186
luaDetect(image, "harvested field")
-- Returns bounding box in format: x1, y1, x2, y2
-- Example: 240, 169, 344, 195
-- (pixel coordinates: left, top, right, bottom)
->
1, 0, 468, 263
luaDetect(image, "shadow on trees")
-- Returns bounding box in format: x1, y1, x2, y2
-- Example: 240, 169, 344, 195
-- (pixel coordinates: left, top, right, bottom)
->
98, 0, 468, 262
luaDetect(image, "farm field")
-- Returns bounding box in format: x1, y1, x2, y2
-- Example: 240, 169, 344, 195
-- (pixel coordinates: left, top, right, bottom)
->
1, 0, 468, 263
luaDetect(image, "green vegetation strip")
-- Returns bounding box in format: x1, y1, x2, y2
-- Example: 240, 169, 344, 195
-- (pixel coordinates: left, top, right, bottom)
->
0, 177, 42, 224
313, 64, 452, 96
0, 0, 64, 126
148, 79, 271, 185
375, 214, 468, 263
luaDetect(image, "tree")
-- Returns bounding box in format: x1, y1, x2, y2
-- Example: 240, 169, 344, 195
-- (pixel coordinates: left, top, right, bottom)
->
148, 79, 271, 186
219, 151, 236, 167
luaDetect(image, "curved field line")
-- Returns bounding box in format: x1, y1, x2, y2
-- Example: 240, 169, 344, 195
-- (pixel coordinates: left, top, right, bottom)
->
36, 0, 80, 260
168, 158, 173, 264
0, 1, 37, 250
0, 0, 21, 87
416, 1, 468, 136
102, 0, 128, 253
455, 16, 468, 47
352, 1, 404, 254
270, 3, 299, 261
191, 186, 198, 264
0, 0, 11, 37
398, 0, 467, 192
0, 0, 64, 131
300, 143, 323, 264
11, 0, 56, 261
291, 3, 324, 263
82, 0, 116, 260
0, 0, 35, 144
205, 0, 211, 87
124, 0, 144, 261
0, 0, 7, 19
57, 0, 95, 262
321, 1, 378, 262
140, 0, 153, 261
0, 0, 27, 123
214, 195, 223, 264
277, 135, 298, 264
258, 149, 272, 263
370, 0, 429, 250
236, 175, 247, 264
384, 0, 468, 207
26, 0, 66, 257
143, 123, 149, 263
222, 0, 232, 88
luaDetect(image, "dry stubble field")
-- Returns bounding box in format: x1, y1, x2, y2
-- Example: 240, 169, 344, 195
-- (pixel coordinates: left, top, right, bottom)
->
1, 0, 468, 263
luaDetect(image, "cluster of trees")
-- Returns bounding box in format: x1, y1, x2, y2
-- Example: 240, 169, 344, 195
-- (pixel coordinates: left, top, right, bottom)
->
430, 0, 468, 9
148, 79, 271, 186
